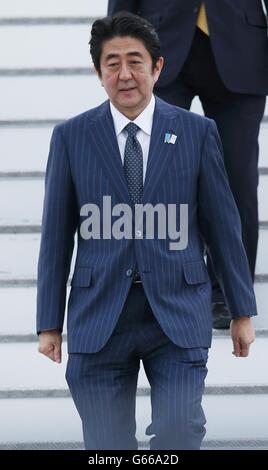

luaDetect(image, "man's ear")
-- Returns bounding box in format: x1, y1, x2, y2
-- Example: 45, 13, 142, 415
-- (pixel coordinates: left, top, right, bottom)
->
153, 56, 164, 84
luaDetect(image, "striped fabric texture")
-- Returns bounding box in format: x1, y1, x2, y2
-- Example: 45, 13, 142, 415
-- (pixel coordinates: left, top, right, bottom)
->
36, 96, 257, 353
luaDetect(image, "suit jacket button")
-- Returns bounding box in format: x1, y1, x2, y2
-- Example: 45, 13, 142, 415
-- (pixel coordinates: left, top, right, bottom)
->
126, 269, 133, 277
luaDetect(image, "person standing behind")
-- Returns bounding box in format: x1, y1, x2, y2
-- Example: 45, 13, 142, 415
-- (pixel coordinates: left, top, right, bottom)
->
108, 0, 268, 329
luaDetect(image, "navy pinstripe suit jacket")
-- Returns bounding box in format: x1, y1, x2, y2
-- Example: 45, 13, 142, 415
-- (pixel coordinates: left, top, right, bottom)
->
36, 96, 257, 353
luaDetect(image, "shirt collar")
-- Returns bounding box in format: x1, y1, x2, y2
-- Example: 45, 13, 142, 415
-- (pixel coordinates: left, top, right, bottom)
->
110, 94, 155, 137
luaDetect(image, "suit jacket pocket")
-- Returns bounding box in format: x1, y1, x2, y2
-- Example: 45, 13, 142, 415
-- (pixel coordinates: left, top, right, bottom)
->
183, 261, 209, 285
71, 266, 92, 287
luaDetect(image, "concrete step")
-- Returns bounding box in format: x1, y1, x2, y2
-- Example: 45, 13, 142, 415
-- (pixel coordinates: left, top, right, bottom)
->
2, 384, 268, 399
0, 0, 107, 18
1, 440, 268, 450
0, 180, 43, 226
259, 122, 268, 167
0, 127, 52, 173
0, 234, 40, 279
256, 228, 268, 274
1, 281, 268, 336
0, 393, 267, 443
0, 173, 268, 226
254, 284, 268, 328
4, 336, 268, 449
0, 25, 93, 69
0, 75, 107, 120
1, 74, 268, 124
259, 179, 268, 222
0, 287, 65, 335
0, 336, 268, 445
1, 126, 268, 173
0, 337, 267, 390
0, 106, 267, 169
0, 234, 78, 279
0, 227, 267, 280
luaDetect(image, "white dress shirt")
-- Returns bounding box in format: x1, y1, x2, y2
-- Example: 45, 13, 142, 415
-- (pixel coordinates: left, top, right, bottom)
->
110, 95, 155, 183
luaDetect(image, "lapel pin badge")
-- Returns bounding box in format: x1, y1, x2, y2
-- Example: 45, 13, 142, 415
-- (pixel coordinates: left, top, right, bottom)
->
164, 132, 177, 144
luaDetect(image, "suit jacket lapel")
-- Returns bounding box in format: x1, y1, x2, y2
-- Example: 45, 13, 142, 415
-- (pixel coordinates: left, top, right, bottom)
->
142, 97, 182, 204
87, 98, 182, 207
87, 101, 132, 205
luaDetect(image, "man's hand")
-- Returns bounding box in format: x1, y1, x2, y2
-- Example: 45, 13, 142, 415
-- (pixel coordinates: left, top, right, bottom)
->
38, 330, 62, 363
230, 317, 255, 357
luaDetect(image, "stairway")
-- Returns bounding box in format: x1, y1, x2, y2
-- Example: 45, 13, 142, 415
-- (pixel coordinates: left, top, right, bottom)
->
1, 0, 268, 450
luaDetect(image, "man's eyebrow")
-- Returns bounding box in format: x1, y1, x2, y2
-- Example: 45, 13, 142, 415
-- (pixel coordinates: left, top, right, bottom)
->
127, 51, 143, 58
105, 51, 144, 61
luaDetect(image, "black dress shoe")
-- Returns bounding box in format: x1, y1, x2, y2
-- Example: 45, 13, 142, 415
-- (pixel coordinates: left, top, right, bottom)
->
212, 302, 231, 330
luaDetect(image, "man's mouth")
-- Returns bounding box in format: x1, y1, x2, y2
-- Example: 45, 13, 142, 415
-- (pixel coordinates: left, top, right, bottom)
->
119, 87, 137, 92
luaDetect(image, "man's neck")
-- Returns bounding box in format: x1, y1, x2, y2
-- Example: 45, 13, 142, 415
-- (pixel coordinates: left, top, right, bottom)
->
111, 96, 153, 121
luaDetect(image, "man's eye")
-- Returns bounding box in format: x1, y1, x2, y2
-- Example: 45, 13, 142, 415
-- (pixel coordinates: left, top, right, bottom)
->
131, 61, 142, 64
108, 63, 118, 68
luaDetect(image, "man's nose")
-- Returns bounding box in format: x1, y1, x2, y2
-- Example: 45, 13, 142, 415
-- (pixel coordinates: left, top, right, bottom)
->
119, 63, 132, 80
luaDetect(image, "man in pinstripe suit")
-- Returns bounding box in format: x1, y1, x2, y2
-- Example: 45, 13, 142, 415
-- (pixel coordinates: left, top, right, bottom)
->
37, 13, 256, 450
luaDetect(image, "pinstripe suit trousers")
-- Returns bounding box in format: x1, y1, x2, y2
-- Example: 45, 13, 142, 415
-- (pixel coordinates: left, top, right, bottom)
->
66, 284, 208, 450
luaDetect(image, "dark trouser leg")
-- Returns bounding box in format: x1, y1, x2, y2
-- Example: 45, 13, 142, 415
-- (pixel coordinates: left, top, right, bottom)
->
66, 353, 139, 450
65, 286, 147, 450
201, 94, 266, 292
143, 338, 208, 449
136, 298, 208, 450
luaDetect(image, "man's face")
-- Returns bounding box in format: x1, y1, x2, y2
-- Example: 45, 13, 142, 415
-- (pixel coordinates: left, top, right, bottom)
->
97, 36, 164, 119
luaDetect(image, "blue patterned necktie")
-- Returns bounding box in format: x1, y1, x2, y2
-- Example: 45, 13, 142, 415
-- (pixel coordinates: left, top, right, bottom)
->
123, 122, 143, 281
123, 122, 143, 204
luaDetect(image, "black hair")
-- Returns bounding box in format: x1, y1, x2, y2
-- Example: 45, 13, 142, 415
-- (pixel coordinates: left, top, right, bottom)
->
89, 11, 161, 74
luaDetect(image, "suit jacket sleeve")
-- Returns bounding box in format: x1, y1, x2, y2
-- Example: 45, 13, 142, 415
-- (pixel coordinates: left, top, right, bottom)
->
36, 124, 78, 334
108, 0, 140, 16
198, 120, 257, 318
